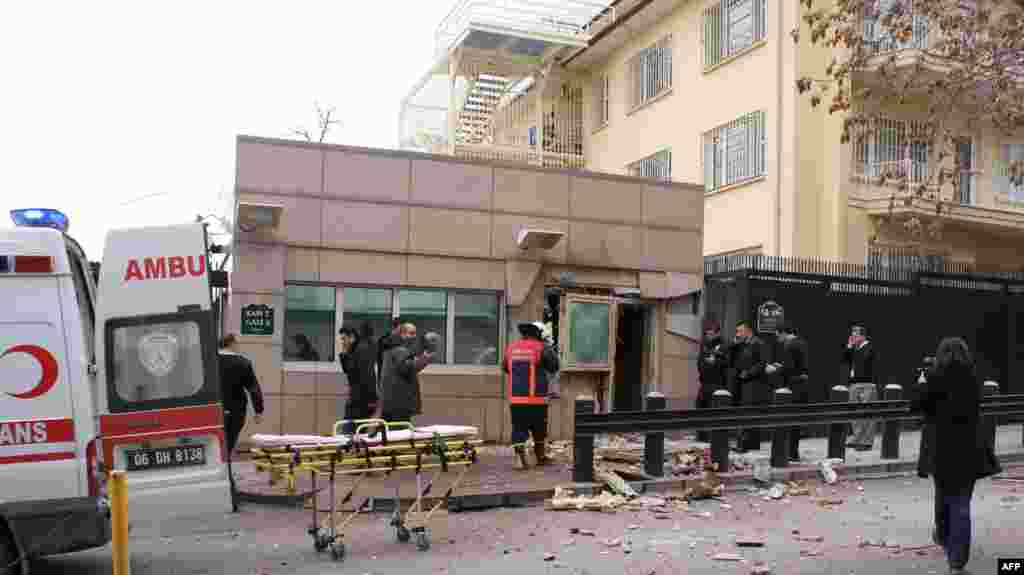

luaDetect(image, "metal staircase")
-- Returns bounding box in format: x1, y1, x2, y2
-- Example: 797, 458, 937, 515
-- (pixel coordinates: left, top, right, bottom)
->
455, 74, 513, 145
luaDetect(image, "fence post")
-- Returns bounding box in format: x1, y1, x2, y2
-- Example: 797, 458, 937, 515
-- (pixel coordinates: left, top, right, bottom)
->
710, 389, 732, 473
643, 392, 666, 477
111, 470, 130, 575
573, 396, 596, 483
881, 384, 902, 460
982, 381, 999, 452
828, 385, 849, 461
771, 387, 793, 468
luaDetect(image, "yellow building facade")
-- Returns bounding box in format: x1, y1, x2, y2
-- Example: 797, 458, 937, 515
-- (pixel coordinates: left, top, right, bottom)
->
402, 0, 1024, 267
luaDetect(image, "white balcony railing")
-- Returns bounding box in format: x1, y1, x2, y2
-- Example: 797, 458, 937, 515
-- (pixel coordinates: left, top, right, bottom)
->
862, 1, 929, 55
435, 0, 611, 60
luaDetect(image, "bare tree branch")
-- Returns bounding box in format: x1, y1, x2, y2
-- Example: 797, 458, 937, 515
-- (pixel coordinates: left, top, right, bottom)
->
290, 101, 341, 143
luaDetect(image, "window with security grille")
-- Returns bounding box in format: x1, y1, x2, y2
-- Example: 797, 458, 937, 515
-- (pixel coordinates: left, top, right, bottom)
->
702, 111, 766, 191
851, 117, 931, 185
628, 149, 672, 180
703, 0, 766, 68
996, 143, 1024, 203
627, 35, 672, 110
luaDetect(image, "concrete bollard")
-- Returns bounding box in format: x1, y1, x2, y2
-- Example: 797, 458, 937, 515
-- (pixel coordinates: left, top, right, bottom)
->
644, 392, 667, 477
710, 389, 733, 473
982, 381, 999, 452
572, 396, 596, 483
881, 384, 902, 460
828, 385, 849, 461
111, 470, 130, 575
771, 387, 793, 469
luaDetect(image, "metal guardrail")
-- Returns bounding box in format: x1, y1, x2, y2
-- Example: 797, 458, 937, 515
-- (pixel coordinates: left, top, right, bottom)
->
571, 386, 1024, 483
435, 0, 608, 59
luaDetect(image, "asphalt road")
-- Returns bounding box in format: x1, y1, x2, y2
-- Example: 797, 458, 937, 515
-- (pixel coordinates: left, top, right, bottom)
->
29, 470, 1024, 575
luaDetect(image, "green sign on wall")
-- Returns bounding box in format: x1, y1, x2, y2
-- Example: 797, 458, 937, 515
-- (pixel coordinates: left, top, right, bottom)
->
241, 304, 275, 336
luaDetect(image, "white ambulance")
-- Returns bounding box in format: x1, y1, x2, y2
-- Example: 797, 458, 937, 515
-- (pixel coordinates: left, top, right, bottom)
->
0, 209, 231, 574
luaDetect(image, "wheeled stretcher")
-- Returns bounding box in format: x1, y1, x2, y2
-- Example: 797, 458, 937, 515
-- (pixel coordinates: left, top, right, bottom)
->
249, 420, 481, 562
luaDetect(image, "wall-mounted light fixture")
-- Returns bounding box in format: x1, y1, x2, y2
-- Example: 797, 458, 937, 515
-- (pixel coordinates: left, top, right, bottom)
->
517, 228, 565, 250
237, 202, 283, 232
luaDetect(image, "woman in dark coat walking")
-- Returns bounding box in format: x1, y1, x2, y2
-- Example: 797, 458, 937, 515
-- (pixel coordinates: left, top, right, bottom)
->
913, 337, 1001, 575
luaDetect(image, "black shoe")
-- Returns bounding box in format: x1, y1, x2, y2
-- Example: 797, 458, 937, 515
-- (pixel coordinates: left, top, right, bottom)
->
855, 445, 872, 452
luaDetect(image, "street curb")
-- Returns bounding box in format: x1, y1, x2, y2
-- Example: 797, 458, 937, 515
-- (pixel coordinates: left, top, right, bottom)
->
237, 450, 1024, 511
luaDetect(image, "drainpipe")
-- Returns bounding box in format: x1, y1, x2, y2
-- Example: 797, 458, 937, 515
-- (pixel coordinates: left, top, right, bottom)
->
774, 0, 785, 257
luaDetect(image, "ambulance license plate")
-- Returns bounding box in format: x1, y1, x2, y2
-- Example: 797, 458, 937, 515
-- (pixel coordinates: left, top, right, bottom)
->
125, 445, 206, 471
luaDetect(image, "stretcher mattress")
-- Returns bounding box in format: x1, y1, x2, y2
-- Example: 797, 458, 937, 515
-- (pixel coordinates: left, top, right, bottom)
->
250, 425, 479, 449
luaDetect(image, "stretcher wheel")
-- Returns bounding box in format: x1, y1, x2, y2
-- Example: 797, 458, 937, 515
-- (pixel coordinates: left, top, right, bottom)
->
313, 531, 330, 552
330, 541, 346, 561
415, 530, 431, 551
396, 525, 411, 543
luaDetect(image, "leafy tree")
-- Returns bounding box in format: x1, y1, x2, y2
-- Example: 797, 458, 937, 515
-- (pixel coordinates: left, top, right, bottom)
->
794, 0, 1024, 242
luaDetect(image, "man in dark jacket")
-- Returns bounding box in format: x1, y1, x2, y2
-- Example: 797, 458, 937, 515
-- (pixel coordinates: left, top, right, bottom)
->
696, 320, 727, 442
842, 323, 877, 451
768, 321, 809, 461
339, 323, 379, 434
378, 323, 434, 424
218, 334, 265, 454
218, 334, 265, 512
376, 317, 403, 389
729, 320, 767, 452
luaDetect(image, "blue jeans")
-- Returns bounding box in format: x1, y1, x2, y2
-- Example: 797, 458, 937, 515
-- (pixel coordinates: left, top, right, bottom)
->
934, 478, 975, 569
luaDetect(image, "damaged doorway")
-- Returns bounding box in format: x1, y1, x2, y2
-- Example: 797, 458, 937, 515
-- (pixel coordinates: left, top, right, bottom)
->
613, 302, 651, 412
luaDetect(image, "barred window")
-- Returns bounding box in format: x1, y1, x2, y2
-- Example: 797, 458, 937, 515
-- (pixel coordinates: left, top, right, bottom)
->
702, 111, 766, 191
628, 149, 672, 181
862, 0, 928, 54
996, 143, 1024, 203
593, 74, 610, 129
851, 117, 931, 185
627, 35, 672, 110
703, 0, 767, 69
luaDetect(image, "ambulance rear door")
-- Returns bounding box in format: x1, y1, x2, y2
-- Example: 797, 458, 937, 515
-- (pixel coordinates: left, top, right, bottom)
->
94, 223, 230, 520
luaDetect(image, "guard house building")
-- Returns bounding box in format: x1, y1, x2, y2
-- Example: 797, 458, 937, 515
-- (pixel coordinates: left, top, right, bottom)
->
229, 136, 704, 445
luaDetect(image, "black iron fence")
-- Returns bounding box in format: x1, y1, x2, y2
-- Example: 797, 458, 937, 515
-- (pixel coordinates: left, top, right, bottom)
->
571, 387, 1024, 482
702, 254, 1024, 411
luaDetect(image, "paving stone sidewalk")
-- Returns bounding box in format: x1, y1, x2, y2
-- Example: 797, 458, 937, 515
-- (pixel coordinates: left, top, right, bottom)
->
234, 425, 1024, 508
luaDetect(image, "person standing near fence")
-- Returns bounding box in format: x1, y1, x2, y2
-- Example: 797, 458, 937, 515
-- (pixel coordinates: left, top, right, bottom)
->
768, 321, 809, 461
697, 320, 727, 443
729, 320, 768, 452
912, 337, 1001, 575
842, 323, 877, 451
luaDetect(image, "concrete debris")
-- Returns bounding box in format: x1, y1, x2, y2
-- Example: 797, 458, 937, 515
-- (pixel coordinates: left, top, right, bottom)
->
546, 487, 626, 512
712, 553, 745, 561
627, 524, 641, 530
561, 539, 576, 547
596, 467, 638, 498
818, 459, 840, 484
1000, 495, 1021, 503
800, 549, 823, 557
815, 497, 844, 507
603, 538, 623, 548
751, 564, 772, 575
681, 471, 723, 500
578, 529, 596, 537
544, 553, 557, 562
735, 538, 766, 548
794, 535, 824, 543
785, 481, 813, 496
693, 511, 713, 519
767, 484, 785, 500
753, 459, 772, 484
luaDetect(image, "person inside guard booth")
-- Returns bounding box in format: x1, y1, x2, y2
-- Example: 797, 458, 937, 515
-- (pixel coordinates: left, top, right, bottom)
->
503, 321, 560, 470
697, 320, 728, 443
767, 321, 809, 461
729, 320, 768, 453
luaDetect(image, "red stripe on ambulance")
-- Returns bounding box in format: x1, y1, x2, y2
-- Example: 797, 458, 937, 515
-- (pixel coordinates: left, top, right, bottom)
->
0, 452, 76, 465
123, 255, 206, 281
0, 418, 75, 446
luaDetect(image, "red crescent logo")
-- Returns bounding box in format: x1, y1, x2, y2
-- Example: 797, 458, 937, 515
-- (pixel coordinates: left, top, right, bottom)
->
1, 345, 60, 400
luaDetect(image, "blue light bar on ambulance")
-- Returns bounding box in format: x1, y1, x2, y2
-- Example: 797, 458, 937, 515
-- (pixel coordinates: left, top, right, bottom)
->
10, 208, 70, 233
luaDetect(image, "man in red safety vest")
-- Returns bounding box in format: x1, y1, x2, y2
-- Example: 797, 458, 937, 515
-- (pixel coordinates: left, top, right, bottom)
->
503, 321, 560, 469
